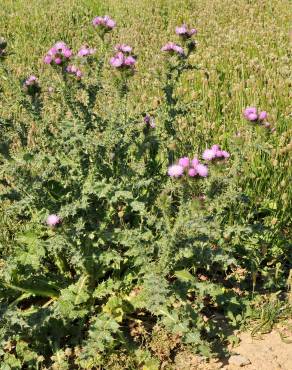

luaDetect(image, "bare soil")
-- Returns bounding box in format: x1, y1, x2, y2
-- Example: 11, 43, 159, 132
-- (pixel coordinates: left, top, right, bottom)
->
224, 329, 292, 370
174, 323, 292, 370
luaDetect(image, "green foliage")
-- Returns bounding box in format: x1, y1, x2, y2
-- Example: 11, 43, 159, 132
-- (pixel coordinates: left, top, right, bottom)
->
76, 313, 122, 368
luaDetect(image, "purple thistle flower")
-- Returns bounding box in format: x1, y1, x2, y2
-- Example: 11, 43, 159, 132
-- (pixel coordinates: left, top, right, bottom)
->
63, 49, 72, 58
24, 75, 38, 86
161, 42, 184, 55
202, 145, 230, 161
244, 106, 270, 126
243, 107, 259, 121
178, 157, 190, 168
77, 45, 96, 57
115, 44, 132, 53
124, 55, 136, 66
92, 16, 104, 26
144, 115, 150, 124
243, 107, 257, 118
48, 47, 57, 56
202, 148, 216, 161
46, 214, 61, 227
196, 164, 208, 177
66, 65, 83, 79
92, 15, 116, 30
43, 55, 52, 64
191, 157, 200, 167
54, 57, 62, 65
211, 144, 220, 152
110, 52, 124, 67
188, 168, 197, 177
258, 111, 267, 121
175, 24, 197, 38
76, 69, 82, 78
214, 150, 224, 158
188, 28, 197, 36
221, 150, 230, 158
77, 48, 87, 57
172, 44, 184, 54
23, 75, 41, 95
247, 112, 258, 121
175, 24, 188, 35
110, 52, 136, 68
104, 15, 116, 28
168, 164, 184, 178
216, 149, 230, 159
44, 41, 72, 66
55, 41, 66, 50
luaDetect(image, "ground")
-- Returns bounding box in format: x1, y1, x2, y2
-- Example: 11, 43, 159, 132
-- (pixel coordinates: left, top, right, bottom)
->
224, 330, 292, 370
175, 322, 292, 370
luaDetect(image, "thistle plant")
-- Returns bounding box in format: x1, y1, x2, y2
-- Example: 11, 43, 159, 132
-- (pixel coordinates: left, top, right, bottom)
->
0, 10, 290, 370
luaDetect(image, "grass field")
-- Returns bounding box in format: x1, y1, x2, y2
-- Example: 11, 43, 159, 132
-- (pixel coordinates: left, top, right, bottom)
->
0, 0, 291, 368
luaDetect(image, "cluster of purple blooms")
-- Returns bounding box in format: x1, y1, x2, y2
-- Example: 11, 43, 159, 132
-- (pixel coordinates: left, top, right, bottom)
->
43, 42, 97, 79
175, 24, 197, 38
115, 44, 132, 53
244, 107, 273, 129
23, 75, 41, 95
43, 41, 72, 65
110, 44, 136, 69
243, 107, 271, 128
0, 37, 7, 58
66, 65, 83, 79
24, 75, 38, 86
161, 42, 184, 56
243, 107, 267, 122
161, 24, 197, 56
77, 45, 96, 57
92, 15, 116, 30
168, 157, 208, 178
168, 144, 230, 179
202, 145, 230, 161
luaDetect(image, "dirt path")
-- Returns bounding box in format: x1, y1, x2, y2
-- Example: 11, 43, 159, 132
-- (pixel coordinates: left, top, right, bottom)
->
175, 324, 292, 370
223, 330, 292, 370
